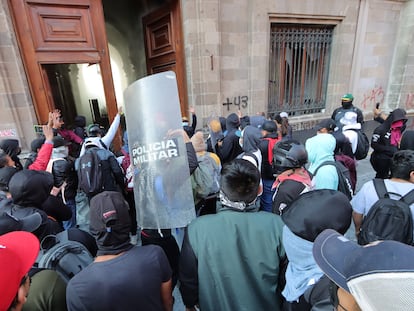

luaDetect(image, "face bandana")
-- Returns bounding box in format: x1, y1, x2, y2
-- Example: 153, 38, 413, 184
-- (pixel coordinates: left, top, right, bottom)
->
390, 120, 404, 146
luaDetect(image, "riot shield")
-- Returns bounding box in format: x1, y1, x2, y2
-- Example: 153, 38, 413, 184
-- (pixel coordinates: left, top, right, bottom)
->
124, 71, 195, 229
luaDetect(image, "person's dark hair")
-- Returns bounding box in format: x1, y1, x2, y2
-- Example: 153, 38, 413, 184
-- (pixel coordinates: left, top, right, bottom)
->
390, 150, 414, 180
274, 115, 289, 137
400, 130, 414, 151
0, 149, 8, 168
220, 159, 260, 203
240, 116, 250, 130
273, 139, 308, 174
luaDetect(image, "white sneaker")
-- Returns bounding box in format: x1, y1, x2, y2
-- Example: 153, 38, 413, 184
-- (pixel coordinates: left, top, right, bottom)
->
130, 234, 138, 245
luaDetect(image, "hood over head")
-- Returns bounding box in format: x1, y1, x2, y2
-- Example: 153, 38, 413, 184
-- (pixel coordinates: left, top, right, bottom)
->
9, 170, 53, 207
0, 139, 21, 158
241, 125, 262, 152
89, 191, 133, 256
389, 108, 407, 124
0, 167, 18, 192
306, 133, 336, 168
226, 113, 240, 131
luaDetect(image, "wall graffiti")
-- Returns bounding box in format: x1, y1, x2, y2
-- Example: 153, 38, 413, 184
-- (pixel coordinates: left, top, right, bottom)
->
222, 96, 248, 111
0, 129, 17, 137
360, 86, 385, 110
405, 93, 414, 110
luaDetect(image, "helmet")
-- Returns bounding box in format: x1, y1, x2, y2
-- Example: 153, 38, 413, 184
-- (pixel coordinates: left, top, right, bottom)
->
272, 140, 308, 174
87, 124, 102, 137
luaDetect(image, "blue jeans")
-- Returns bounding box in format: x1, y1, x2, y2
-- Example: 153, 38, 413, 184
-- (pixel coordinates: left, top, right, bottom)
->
260, 179, 275, 212
63, 198, 77, 230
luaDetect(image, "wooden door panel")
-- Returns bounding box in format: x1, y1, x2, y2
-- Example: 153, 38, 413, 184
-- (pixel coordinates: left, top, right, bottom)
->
27, 3, 96, 51
145, 13, 174, 59
143, 0, 187, 113
8, 0, 117, 132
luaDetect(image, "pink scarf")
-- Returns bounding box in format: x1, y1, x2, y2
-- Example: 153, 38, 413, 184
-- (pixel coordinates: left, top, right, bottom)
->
390, 120, 404, 146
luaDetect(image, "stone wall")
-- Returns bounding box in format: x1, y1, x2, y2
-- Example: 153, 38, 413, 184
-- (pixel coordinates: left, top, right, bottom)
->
181, 0, 412, 129
0, 0, 38, 149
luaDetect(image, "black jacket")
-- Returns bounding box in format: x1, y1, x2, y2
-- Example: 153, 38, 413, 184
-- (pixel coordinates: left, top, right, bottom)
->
216, 113, 242, 163
4, 169, 64, 240
50, 158, 78, 200
371, 108, 407, 158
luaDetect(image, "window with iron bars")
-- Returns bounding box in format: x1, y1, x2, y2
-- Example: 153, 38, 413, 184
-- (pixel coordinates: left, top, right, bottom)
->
268, 24, 334, 117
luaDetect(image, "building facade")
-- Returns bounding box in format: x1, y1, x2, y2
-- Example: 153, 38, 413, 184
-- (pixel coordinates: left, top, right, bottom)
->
0, 0, 413, 150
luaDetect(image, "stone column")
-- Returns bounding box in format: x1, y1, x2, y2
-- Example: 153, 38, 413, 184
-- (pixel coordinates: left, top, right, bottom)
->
384, 0, 414, 111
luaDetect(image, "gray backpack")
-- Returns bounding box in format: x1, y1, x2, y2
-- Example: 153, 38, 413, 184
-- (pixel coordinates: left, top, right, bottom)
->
37, 230, 94, 283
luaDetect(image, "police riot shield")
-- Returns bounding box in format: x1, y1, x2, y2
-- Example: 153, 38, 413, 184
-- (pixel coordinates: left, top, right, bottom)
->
124, 71, 195, 229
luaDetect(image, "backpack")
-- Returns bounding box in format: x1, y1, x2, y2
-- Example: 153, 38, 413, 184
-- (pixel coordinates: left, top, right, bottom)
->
358, 179, 414, 245
37, 230, 94, 283
264, 137, 280, 164
77, 147, 103, 196
314, 161, 353, 200
191, 153, 220, 201
350, 129, 370, 160
237, 152, 259, 167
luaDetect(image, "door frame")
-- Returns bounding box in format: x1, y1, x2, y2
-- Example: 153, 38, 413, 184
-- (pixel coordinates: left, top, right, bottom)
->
142, 0, 188, 115
8, 0, 117, 126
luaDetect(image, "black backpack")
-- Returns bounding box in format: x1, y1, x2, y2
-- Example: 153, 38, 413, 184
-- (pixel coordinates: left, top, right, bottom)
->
77, 147, 103, 196
358, 179, 414, 245
37, 230, 94, 283
351, 129, 370, 160
314, 161, 353, 200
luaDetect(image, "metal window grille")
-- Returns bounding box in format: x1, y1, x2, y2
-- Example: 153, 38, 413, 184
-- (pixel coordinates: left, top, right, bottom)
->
268, 24, 333, 117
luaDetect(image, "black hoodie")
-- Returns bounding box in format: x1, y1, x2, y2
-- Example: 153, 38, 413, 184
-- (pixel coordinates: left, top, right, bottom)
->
1, 170, 63, 240
371, 108, 407, 157
216, 113, 243, 163
0, 139, 23, 170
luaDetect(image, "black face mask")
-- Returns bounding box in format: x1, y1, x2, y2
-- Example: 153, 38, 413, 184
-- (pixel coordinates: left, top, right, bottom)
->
341, 101, 353, 109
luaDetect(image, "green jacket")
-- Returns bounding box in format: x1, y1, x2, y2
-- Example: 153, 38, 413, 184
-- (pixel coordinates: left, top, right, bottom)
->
179, 207, 286, 311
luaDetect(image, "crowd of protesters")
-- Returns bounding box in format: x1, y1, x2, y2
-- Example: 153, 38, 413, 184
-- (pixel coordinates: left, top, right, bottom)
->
0, 93, 414, 311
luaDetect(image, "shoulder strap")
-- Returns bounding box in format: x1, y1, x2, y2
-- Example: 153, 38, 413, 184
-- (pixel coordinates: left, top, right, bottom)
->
46, 158, 65, 173
373, 178, 389, 199
401, 189, 414, 205
314, 161, 336, 175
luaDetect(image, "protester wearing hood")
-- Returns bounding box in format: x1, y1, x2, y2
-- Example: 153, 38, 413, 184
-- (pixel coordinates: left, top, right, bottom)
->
66, 191, 173, 311
1, 170, 63, 241
370, 108, 407, 178
0, 139, 23, 170
239, 125, 263, 168
179, 159, 286, 311
216, 113, 243, 163
306, 133, 338, 190
281, 190, 352, 310
331, 93, 364, 131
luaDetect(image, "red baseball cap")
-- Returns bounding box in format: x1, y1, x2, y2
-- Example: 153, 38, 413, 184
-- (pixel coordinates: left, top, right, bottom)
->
0, 231, 39, 311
